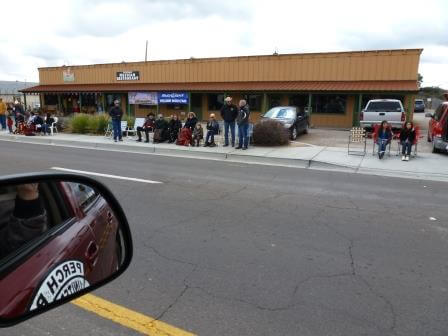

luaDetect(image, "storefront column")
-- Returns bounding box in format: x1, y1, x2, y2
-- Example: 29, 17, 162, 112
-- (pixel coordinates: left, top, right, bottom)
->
79, 94, 82, 113
57, 94, 62, 114
126, 94, 131, 117
262, 93, 268, 114
188, 92, 191, 113
353, 93, 362, 127
39, 94, 43, 110
307, 93, 312, 115
23, 93, 27, 109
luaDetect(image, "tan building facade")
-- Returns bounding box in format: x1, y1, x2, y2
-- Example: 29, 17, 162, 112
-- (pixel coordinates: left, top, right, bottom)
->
23, 49, 422, 128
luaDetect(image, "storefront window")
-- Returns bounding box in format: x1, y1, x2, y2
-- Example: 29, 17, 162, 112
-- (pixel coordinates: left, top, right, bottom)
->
44, 94, 58, 105
289, 94, 309, 114
80, 94, 96, 107
313, 94, 347, 114
268, 94, 281, 109
208, 94, 224, 110
243, 94, 262, 111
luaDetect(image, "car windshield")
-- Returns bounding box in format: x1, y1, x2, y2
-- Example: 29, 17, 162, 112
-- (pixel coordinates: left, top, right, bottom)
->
365, 101, 401, 112
263, 108, 295, 119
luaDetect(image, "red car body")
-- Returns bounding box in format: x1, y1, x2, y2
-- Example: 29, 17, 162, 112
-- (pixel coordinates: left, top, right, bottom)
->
428, 102, 448, 153
0, 182, 119, 319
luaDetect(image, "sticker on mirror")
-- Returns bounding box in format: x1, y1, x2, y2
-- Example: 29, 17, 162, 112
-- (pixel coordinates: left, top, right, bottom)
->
30, 260, 90, 311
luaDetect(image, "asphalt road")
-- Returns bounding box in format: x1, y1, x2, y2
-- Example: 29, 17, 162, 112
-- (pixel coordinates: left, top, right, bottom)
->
1, 141, 447, 336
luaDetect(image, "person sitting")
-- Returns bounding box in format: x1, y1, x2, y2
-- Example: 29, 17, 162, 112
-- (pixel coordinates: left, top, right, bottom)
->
376, 120, 392, 159
153, 114, 168, 143
33, 113, 44, 134
136, 113, 155, 143
42, 113, 54, 135
167, 114, 182, 143
184, 112, 198, 131
399, 121, 416, 161
192, 123, 204, 147
204, 114, 219, 147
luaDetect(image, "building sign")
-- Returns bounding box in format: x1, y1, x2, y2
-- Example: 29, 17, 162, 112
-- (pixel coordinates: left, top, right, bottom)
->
158, 92, 189, 104
128, 92, 158, 105
116, 71, 140, 81
63, 69, 75, 82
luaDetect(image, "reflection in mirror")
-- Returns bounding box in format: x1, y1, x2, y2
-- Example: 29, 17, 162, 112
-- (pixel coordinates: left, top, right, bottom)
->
0, 180, 127, 320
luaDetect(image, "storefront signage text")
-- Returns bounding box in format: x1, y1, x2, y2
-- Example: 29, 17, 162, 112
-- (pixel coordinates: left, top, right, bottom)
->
116, 71, 140, 81
158, 92, 189, 104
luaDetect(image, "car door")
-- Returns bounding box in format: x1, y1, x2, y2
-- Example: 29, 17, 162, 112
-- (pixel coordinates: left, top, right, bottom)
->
430, 105, 444, 139
0, 182, 97, 318
64, 183, 119, 283
296, 108, 307, 132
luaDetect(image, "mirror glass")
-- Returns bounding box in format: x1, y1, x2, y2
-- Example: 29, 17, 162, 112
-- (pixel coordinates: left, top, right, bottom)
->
0, 179, 129, 320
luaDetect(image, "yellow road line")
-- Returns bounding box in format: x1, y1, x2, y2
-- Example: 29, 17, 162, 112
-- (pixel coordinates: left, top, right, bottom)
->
71, 294, 196, 336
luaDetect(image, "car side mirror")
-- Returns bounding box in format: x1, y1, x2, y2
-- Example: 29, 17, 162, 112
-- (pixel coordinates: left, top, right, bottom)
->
425, 112, 433, 118
0, 173, 133, 327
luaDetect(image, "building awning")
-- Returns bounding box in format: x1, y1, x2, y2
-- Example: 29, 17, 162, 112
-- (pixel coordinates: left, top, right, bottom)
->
21, 80, 418, 93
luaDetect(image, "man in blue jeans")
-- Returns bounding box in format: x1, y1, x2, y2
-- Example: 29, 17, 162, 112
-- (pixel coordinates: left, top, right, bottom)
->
0, 98, 7, 131
236, 99, 250, 150
220, 96, 238, 147
109, 100, 123, 142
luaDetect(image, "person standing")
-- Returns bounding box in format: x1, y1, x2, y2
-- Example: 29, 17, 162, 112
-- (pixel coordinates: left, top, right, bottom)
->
236, 99, 250, 150
220, 97, 238, 147
109, 100, 123, 142
0, 98, 7, 131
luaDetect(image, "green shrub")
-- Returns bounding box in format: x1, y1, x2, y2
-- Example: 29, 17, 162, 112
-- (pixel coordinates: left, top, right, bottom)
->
87, 114, 110, 134
253, 120, 290, 146
70, 114, 90, 134
122, 115, 135, 129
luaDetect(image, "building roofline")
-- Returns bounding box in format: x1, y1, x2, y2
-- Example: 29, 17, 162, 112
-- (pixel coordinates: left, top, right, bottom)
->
38, 48, 424, 71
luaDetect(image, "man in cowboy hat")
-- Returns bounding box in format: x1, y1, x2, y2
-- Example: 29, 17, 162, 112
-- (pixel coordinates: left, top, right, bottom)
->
220, 96, 238, 147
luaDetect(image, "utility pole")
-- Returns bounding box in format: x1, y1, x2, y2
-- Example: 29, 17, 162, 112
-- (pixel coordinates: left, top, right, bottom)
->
145, 40, 148, 62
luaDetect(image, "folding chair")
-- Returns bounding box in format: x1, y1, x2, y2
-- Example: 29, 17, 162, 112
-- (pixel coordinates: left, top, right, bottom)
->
127, 118, 145, 139
348, 127, 366, 156
104, 121, 113, 138
120, 121, 128, 138
47, 116, 58, 135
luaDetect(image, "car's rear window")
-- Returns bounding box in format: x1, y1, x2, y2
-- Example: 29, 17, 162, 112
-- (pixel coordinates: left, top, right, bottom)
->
264, 108, 295, 119
365, 101, 402, 112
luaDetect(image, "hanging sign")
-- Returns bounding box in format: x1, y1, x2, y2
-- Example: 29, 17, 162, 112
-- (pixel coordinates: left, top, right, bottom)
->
116, 71, 140, 81
128, 92, 158, 105
63, 69, 75, 82
158, 92, 189, 104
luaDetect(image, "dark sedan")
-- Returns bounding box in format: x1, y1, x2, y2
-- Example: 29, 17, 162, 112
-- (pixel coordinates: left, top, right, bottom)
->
261, 106, 309, 140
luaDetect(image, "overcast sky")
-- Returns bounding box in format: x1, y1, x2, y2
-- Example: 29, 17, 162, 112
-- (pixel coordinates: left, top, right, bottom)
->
1, 0, 447, 87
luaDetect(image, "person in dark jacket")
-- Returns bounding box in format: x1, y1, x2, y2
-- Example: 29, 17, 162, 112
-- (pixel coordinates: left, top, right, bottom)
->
136, 113, 155, 143
220, 96, 238, 147
184, 112, 198, 131
0, 183, 48, 259
376, 120, 393, 159
42, 113, 55, 135
192, 123, 204, 147
33, 113, 44, 134
204, 114, 220, 147
236, 100, 250, 150
399, 121, 416, 161
109, 100, 123, 142
167, 114, 182, 143
153, 114, 168, 143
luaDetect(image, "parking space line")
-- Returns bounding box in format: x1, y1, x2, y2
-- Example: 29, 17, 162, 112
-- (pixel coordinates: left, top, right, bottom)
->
72, 294, 195, 336
51, 167, 163, 184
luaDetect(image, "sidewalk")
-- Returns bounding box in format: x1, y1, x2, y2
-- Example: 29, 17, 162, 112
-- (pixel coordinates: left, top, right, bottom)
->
1, 131, 448, 182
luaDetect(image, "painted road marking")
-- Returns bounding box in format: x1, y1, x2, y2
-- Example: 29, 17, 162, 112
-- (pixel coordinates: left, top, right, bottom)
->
51, 167, 163, 184
72, 294, 195, 336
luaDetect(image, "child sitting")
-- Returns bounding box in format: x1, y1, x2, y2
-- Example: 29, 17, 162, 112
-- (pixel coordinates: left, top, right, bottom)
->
204, 114, 219, 147
192, 123, 204, 147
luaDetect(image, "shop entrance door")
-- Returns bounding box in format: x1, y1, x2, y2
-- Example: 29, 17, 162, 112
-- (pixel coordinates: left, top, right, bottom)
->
191, 93, 202, 121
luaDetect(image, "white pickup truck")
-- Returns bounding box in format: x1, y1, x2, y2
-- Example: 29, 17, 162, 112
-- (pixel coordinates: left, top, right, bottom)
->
360, 99, 405, 129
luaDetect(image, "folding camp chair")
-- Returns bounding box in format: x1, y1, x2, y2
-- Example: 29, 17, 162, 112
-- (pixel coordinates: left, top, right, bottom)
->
127, 118, 145, 139
348, 127, 366, 156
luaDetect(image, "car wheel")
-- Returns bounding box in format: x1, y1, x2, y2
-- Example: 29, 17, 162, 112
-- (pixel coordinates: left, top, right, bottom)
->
432, 141, 440, 153
290, 127, 298, 140
303, 123, 309, 134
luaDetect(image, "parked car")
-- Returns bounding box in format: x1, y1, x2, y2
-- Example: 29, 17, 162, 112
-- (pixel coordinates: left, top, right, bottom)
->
360, 99, 406, 129
426, 102, 448, 153
414, 99, 425, 113
0, 174, 132, 326
261, 106, 309, 140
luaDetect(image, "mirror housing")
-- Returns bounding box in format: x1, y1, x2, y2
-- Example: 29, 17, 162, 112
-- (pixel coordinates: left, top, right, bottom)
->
0, 173, 133, 327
